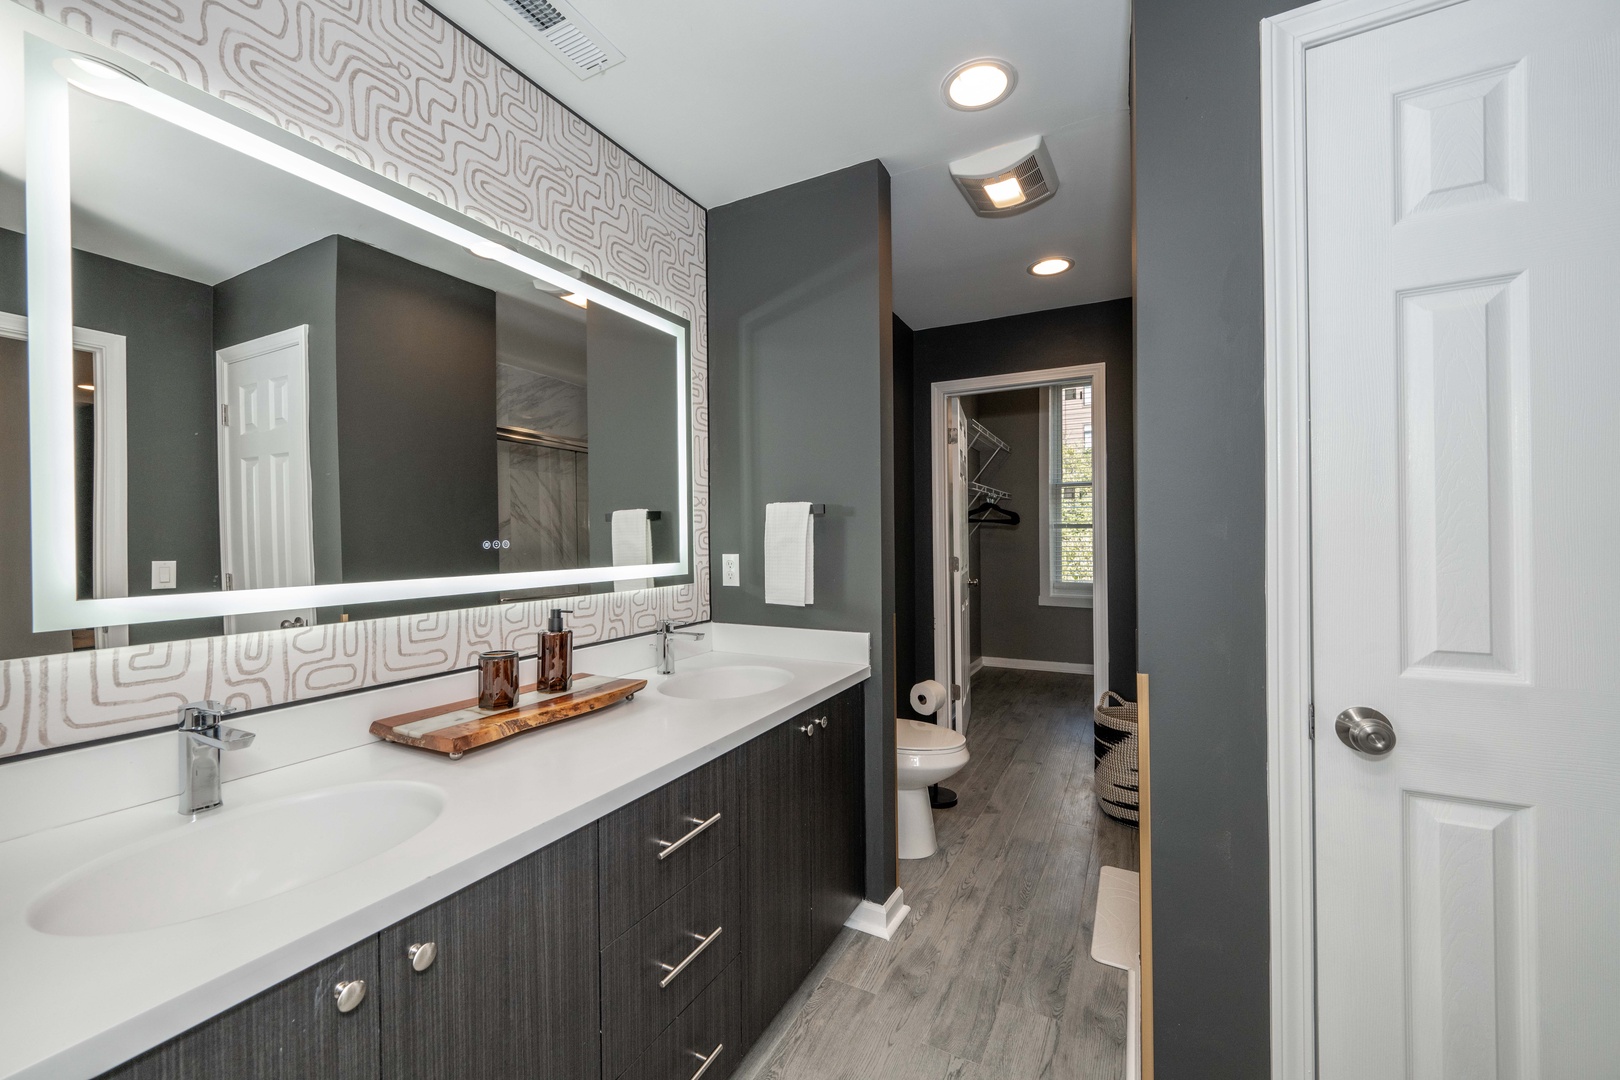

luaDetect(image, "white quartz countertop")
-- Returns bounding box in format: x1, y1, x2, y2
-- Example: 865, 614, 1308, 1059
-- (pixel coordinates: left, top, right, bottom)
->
0, 632, 868, 1080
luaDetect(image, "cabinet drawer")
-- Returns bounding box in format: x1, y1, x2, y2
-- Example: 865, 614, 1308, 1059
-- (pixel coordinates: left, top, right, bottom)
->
619, 958, 743, 1080
602, 848, 742, 1078
600, 752, 737, 942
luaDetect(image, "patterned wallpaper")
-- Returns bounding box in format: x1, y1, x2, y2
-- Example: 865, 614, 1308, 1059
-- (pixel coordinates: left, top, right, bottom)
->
0, 0, 708, 758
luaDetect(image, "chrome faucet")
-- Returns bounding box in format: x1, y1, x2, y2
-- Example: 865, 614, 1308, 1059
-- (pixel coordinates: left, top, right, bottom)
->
177, 701, 255, 815
655, 620, 705, 675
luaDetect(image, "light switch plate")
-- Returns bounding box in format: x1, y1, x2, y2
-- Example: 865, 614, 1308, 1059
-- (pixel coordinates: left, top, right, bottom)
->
151, 561, 177, 590
722, 554, 740, 587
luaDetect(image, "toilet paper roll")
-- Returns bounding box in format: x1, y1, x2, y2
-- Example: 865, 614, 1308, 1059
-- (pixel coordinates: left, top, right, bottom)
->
910, 680, 947, 717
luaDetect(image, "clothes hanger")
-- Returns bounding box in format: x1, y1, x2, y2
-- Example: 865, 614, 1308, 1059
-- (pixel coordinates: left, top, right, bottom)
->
967, 500, 1020, 526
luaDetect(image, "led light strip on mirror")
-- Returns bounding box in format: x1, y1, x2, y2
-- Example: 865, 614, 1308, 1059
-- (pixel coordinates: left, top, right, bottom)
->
22, 31, 692, 632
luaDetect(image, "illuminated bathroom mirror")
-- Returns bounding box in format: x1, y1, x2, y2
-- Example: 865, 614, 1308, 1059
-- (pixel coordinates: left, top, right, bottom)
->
0, 24, 691, 656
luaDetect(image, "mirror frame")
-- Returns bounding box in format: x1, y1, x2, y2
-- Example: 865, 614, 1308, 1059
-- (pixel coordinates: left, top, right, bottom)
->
20, 27, 693, 633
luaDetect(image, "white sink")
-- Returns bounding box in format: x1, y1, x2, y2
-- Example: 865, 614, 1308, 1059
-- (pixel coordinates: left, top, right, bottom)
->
657, 664, 794, 700
27, 781, 445, 937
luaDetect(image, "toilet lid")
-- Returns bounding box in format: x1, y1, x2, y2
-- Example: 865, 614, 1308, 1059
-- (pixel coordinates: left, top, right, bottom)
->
896, 717, 966, 754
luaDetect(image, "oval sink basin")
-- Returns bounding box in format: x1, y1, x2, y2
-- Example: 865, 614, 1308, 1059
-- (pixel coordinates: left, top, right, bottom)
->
657, 665, 794, 701
28, 781, 445, 937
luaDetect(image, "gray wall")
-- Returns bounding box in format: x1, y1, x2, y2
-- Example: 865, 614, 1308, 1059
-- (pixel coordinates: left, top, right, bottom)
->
967, 389, 1092, 666
586, 302, 680, 569
1133, 0, 1297, 1074
709, 160, 897, 904
0, 336, 71, 659
905, 299, 1135, 706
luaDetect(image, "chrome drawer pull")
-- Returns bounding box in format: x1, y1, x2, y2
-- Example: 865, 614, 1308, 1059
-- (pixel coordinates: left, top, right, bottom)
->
658, 925, 723, 988
656, 812, 722, 861
689, 1042, 725, 1080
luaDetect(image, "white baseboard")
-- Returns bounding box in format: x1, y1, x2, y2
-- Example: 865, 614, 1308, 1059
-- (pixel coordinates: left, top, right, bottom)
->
978, 656, 1094, 675
969, 657, 985, 676
1092, 867, 1142, 1080
844, 887, 910, 940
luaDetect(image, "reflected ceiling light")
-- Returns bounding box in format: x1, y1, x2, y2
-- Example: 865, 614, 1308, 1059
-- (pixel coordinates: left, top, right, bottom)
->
1028, 257, 1074, 277
56, 55, 144, 99
76, 383, 95, 391
943, 59, 1016, 111
562, 293, 589, 308
468, 239, 506, 259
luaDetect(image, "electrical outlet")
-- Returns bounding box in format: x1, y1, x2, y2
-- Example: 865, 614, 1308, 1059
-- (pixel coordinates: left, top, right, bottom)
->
722, 553, 740, 587
151, 560, 177, 590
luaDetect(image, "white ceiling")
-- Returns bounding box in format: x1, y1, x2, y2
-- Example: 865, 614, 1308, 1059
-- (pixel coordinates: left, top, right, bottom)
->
429, 0, 1133, 330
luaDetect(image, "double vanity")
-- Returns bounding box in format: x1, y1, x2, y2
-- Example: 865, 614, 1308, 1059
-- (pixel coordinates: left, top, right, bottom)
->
0, 626, 872, 1080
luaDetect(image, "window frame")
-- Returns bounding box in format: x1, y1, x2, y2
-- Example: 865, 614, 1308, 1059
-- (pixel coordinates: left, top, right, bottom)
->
1038, 381, 1103, 609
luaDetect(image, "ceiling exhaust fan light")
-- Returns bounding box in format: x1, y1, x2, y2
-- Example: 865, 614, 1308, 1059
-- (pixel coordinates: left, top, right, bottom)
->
983, 176, 1025, 209
944, 59, 1016, 111
1028, 257, 1074, 277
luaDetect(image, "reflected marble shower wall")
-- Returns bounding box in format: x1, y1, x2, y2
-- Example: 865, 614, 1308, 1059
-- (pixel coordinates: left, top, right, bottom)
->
499, 443, 589, 574
498, 364, 587, 438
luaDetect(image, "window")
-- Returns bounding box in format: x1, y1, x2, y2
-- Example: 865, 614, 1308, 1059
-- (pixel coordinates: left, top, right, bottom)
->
1039, 381, 1096, 607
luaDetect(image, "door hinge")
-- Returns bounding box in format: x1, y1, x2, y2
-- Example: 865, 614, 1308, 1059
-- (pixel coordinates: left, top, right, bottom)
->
950, 555, 961, 572
948, 426, 959, 444
1308, 703, 1315, 741
224, 572, 233, 591
951, 683, 962, 700
220, 403, 229, 427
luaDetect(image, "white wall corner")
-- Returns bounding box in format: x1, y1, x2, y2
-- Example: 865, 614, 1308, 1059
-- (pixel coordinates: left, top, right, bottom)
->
844, 887, 910, 940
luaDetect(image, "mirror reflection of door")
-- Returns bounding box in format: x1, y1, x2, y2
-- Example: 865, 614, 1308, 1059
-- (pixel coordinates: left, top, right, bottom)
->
0, 313, 128, 661
216, 327, 316, 634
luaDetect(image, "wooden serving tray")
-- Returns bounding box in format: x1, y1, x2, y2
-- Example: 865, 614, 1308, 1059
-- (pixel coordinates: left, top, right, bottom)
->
370, 673, 648, 758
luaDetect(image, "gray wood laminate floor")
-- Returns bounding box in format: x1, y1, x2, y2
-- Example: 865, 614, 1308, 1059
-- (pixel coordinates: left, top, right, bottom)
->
734, 668, 1138, 1080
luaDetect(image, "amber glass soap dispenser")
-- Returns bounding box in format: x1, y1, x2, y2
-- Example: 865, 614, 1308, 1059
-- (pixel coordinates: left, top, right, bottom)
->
539, 608, 574, 692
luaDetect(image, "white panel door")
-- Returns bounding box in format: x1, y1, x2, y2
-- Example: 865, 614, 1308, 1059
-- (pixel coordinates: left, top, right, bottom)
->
1307, 1, 1620, 1076
948, 397, 972, 736
217, 327, 315, 633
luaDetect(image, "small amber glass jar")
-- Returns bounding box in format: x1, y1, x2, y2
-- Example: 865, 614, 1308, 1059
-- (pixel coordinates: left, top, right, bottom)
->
478, 649, 519, 710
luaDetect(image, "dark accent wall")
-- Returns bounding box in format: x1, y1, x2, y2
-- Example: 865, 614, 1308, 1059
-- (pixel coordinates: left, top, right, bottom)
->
214, 237, 343, 593
586, 302, 680, 570
1133, 1, 1293, 1074
904, 299, 1136, 706
966, 389, 1092, 666
709, 160, 897, 905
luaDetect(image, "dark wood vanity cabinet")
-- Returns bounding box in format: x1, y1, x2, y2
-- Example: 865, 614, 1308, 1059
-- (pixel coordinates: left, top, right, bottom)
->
97, 939, 381, 1080
377, 825, 600, 1080
740, 683, 866, 1049
94, 680, 867, 1080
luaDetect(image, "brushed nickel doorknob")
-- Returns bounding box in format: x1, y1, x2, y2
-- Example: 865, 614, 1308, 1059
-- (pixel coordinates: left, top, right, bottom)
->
1335, 707, 1397, 757
333, 979, 366, 1013
407, 941, 437, 972
799, 723, 816, 737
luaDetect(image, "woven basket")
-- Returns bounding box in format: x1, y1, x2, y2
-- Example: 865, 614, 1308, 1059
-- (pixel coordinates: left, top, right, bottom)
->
1094, 690, 1140, 825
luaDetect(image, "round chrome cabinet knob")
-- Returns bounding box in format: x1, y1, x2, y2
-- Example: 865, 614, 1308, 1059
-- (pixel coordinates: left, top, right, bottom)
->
1335, 707, 1397, 757
408, 941, 438, 972
333, 979, 367, 1013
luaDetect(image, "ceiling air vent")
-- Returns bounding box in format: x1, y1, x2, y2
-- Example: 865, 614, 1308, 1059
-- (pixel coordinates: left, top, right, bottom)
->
949, 136, 1059, 218
497, 0, 625, 79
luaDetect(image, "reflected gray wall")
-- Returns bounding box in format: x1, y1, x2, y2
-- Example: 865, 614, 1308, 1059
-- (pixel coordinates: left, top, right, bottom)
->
586, 303, 679, 568
0, 337, 71, 659
966, 389, 1092, 666
709, 159, 897, 904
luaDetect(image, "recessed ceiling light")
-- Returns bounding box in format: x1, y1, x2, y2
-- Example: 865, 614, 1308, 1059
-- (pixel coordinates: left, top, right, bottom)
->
76, 383, 95, 392
468, 239, 506, 260
943, 59, 1017, 111
982, 176, 1025, 209
55, 55, 145, 99
562, 293, 589, 308
1028, 257, 1074, 277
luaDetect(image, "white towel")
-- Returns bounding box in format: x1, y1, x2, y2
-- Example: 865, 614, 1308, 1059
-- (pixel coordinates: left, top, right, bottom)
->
764, 502, 814, 606
612, 508, 653, 592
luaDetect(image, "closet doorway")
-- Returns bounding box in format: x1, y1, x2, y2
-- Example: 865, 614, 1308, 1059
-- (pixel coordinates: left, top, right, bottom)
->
930, 364, 1108, 736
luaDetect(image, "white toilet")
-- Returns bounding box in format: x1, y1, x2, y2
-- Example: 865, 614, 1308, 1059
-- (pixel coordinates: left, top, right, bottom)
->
895, 717, 970, 860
